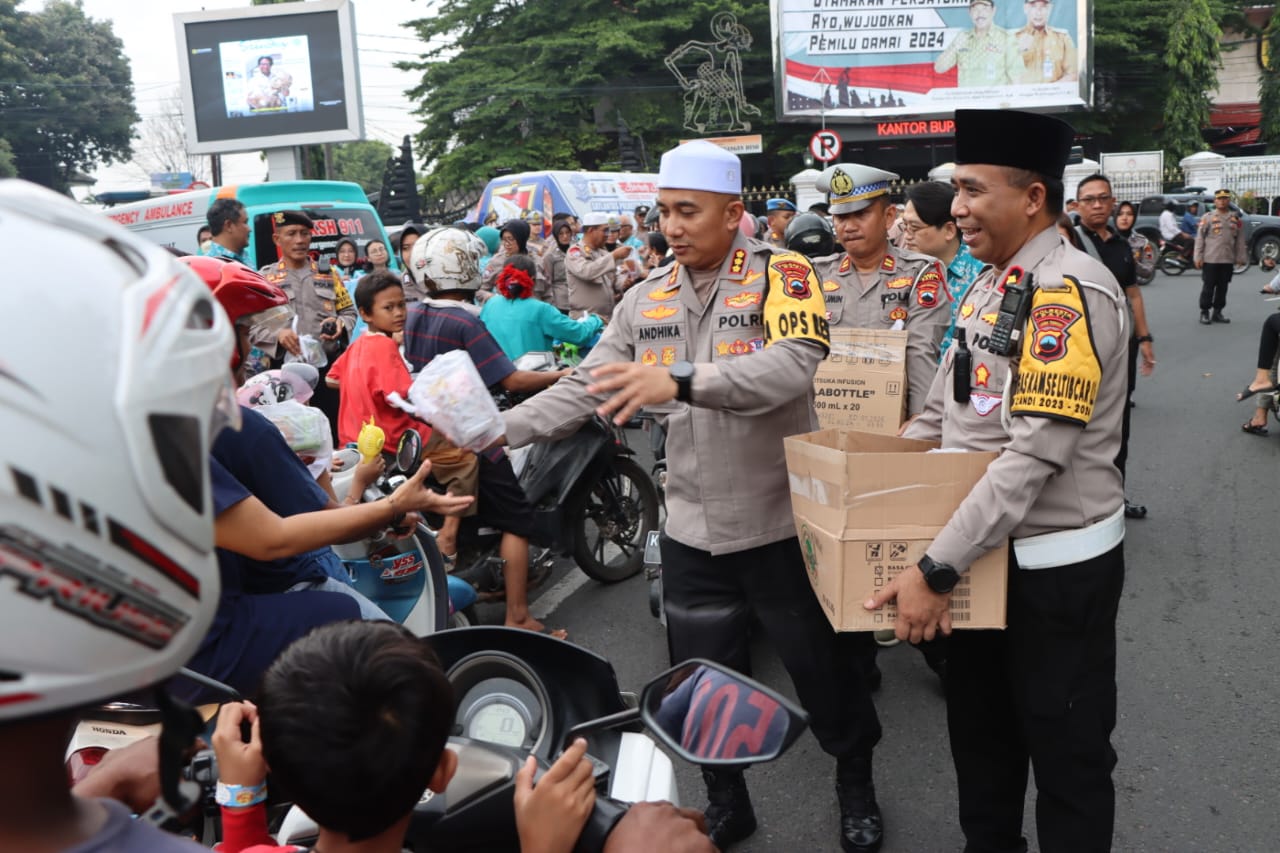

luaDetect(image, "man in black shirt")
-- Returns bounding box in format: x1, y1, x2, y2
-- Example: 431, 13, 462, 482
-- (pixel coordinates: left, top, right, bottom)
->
1075, 174, 1156, 519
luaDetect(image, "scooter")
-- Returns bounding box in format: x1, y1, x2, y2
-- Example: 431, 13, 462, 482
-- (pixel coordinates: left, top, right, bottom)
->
638, 411, 668, 623
328, 428, 457, 633
265, 627, 811, 850
1157, 237, 1194, 275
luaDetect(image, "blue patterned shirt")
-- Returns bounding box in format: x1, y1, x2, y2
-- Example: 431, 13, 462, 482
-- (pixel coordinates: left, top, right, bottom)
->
206, 241, 249, 266
939, 242, 985, 358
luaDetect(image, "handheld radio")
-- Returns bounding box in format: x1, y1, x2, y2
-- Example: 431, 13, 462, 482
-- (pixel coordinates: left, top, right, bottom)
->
987, 266, 1034, 357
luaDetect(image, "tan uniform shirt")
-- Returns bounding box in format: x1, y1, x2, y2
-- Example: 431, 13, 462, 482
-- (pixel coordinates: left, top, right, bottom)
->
260, 260, 357, 356
565, 243, 619, 319
401, 270, 429, 304
504, 232, 831, 556
1194, 210, 1247, 265
934, 26, 1022, 87
538, 245, 572, 311
903, 226, 1128, 571
814, 247, 951, 415
481, 248, 548, 295
1014, 25, 1077, 84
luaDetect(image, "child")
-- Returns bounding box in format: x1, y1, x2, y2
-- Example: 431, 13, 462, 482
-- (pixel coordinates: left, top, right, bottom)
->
211, 620, 598, 853
327, 271, 478, 561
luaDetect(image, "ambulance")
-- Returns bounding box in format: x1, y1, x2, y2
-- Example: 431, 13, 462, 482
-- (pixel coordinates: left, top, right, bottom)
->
102, 180, 398, 270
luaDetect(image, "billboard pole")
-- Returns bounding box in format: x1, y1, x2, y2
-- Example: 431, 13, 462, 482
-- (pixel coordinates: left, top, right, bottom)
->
265, 147, 302, 182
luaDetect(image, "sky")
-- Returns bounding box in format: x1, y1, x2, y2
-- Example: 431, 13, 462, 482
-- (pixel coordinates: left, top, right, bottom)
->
21, 0, 438, 195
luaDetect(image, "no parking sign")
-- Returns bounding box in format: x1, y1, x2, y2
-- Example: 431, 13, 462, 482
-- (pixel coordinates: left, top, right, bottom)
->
809, 130, 842, 163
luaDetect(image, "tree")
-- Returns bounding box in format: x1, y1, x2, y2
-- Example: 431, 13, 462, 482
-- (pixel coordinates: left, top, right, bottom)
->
1073, 1, 1171, 149
0, 140, 16, 179
129, 90, 208, 185
399, 0, 780, 198
330, 140, 394, 191
0, 1, 139, 193
1160, 0, 1222, 162
1260, 9, 1280, 154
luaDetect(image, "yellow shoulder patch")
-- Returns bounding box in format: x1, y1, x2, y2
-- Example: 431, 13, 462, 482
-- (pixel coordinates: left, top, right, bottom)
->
332, 274, 353, 312
1009, 276, 1101, 426
763, 254, 830, 349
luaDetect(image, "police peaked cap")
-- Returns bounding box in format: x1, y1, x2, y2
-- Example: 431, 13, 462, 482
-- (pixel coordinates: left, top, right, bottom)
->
273, 210, 314, 229
954, 110, 1075, 179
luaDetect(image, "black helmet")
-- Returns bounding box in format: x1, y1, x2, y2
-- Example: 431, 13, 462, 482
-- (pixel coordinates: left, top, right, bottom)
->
785, 212, 835, 258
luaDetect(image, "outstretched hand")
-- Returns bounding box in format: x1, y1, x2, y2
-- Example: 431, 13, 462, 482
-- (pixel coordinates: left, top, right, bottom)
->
604, 801, 713, 853
514, 737, 596, 853
389, 460, 474, 518
587, 362, 678, 425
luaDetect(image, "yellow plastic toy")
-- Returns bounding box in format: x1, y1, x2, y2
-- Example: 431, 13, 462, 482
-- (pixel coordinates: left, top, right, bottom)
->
357, 418, 385, 464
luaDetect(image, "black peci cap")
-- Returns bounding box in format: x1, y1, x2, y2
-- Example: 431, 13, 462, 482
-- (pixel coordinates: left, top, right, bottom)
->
272, 210, 314, 229
954, 110, 1075, 179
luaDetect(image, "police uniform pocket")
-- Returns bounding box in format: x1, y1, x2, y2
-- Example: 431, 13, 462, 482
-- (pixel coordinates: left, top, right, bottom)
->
313, 284, 338, 315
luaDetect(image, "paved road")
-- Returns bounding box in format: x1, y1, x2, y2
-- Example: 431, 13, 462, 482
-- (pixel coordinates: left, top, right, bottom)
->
480, 262, 1280, 852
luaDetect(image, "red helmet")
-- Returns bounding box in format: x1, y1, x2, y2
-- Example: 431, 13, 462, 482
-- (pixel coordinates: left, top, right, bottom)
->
178, 256, 291, 369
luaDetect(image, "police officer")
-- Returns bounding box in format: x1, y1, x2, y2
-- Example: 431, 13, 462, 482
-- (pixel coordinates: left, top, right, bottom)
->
566, 212, 631, 320
934, 0, 1022, 87
868, 110, 1129, 853
813, 163, 951, 416
1195, 188, 1247, 324
259, 210, 356, 432
1013, 0, 1077, 84
500, 140, 885, 853
524, 209, 548, 258
764, 197, 797, 248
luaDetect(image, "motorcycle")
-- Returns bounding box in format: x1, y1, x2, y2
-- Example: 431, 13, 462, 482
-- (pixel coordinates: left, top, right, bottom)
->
638, 411, 668, 623
263, 627, 811, 850
1159, 237, 1249, 277
328, 428, 458, 632
446, 352, 661, 599
66, 431, 460, 800
1157, 237, 1194, 276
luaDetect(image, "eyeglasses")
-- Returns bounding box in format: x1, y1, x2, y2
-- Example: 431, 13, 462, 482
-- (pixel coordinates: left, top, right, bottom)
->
1078, 194, 1114, 207
901, 220, 935, 234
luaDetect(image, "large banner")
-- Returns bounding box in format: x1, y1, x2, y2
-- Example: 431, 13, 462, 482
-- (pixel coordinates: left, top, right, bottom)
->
773, 0, 1090, 121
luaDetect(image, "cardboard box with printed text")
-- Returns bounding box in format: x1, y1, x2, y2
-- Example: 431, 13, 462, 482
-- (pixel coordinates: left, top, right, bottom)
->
813, 328, 908, 436
784, 429, 1007, 632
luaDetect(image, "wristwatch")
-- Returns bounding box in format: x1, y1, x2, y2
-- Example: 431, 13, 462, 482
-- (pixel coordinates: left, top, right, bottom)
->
670, 360, 694, 403
1136, 334, 1154, 343
917, 555, 960, 594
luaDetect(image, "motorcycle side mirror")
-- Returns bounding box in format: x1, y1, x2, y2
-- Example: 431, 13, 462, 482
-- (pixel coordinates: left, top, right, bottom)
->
396, 429, 422, 473
638, 659, 809, 768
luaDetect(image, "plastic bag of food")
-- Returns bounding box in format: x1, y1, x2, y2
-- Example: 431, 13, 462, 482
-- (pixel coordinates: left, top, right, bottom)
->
284, 334, 328, 369
254, 399, 333, 478
404, 349, 504, 452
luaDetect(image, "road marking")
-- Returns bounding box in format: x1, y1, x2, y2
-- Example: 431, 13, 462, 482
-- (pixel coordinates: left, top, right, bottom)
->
530, 570, 591, 620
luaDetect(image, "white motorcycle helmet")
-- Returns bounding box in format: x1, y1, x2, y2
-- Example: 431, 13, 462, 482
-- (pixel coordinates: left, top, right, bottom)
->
0, 181, 235, 721
408, 226, 487, 294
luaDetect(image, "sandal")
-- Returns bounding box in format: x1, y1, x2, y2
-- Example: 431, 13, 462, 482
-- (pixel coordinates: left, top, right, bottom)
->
1242, 421, 1269, 436
1236, 384, 1280, 402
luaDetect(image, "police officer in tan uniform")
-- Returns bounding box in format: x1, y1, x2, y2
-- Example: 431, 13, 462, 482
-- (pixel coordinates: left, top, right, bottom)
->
1194, 188, 1248, 324
260, 210, 356, 433
500, 140, 886, 853
813, 163, 951, 416
1013, 0, 1077, 84
868, 110, 1129, 853
764, 197, 797, 249
565, 212, 631, 320
934, 0, 1022, 87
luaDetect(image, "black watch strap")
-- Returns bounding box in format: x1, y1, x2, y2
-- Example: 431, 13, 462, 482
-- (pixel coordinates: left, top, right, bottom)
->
918, 554, 960, 594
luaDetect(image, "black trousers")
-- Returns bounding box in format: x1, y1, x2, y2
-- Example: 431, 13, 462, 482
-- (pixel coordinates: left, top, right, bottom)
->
1113, 336, 1138, 479
660, 534, 880, 763
1200, 263, 1233, 311
1256, 313, 1280, 370
945, 544, 1124, 853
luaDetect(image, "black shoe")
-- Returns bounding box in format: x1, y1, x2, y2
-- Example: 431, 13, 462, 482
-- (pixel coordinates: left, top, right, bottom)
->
1124, 498, 1148, 519
836, 759, 884, 852
702, 769, 756, 851
1200, 310, 1212, 325
1212, 312, 1231, 323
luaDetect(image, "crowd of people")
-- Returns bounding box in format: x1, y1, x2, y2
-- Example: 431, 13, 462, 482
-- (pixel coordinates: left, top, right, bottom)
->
14, 98, 1267, 853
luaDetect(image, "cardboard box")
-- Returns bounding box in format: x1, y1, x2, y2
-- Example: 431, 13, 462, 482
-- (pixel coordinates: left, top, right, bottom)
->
784, 429, 1008, 632
812, 328, 908, 436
